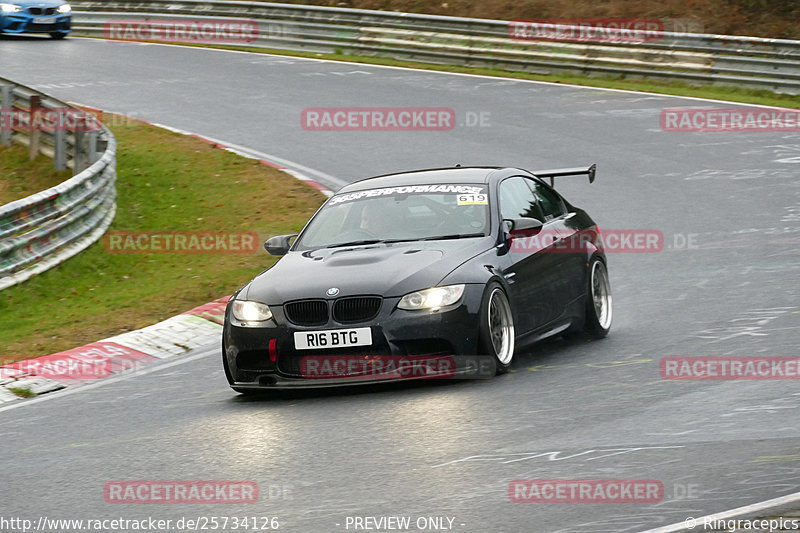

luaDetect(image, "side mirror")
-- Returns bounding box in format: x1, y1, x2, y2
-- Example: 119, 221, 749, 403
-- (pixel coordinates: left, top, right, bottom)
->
264, 234, 297, 256
505, 217, 543, 234
497, 217, 543, 255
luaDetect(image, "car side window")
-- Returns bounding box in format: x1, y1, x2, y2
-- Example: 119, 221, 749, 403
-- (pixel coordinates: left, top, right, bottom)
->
498, 177, 544, 221
532, 182, 566, 220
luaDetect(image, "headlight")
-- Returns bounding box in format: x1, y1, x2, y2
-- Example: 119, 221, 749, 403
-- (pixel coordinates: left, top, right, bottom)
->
57, 3, 71, 13
398, 284, 465, 310
0, 3, 22, 13
232, 300, 273, 322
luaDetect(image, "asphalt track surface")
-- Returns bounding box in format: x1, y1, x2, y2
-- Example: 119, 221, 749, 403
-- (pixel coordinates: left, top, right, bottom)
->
1, 36, 800, 533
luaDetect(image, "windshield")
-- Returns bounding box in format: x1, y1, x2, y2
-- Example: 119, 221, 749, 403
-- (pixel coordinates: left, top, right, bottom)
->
294, 184, 490, 250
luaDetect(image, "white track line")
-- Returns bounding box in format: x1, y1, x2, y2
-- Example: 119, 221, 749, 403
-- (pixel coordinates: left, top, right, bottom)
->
640, 491, 800, 533
152, 125, 347, 190
64, 104, 343, 194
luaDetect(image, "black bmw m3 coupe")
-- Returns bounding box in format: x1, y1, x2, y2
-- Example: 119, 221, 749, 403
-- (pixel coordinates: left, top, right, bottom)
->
223, 165, 611, 392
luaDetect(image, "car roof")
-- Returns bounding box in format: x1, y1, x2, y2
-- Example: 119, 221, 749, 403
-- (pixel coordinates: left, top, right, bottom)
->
340, 167, 519, 192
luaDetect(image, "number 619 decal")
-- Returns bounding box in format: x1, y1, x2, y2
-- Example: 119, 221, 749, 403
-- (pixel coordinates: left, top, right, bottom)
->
457, 193, 488, 205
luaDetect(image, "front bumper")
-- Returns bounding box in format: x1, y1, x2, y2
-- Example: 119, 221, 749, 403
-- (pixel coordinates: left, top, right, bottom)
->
223, 285, 494, 389
0, 13, 71, 34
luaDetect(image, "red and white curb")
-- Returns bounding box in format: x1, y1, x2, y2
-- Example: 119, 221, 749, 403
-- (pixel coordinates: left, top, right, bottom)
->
0, 296, 229, 401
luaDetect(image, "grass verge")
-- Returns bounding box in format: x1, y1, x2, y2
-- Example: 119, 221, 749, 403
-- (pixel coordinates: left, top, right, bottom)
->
0, 116, 326, 362
0, 144, 73, 205
6, 386, 35, 398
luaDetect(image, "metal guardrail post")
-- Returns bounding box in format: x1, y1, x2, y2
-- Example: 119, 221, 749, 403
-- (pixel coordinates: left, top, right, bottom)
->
28, 94, 41, 161
54, 129, 67, 170
88, 130, 98, 164
0, 85, 11, 146
74, 130, 85, 173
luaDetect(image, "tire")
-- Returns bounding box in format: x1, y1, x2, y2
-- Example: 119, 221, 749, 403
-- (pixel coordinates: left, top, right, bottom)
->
49, 32, 67, 39
478, 282, 515, 374
584, 256, 612, 338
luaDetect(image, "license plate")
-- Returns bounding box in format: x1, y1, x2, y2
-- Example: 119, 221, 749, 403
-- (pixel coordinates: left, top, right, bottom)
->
34, 17, 54, 24
294, 328, 372, 350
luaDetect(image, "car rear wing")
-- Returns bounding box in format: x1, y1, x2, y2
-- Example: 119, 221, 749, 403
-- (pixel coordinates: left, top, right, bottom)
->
533, 164, 596, 187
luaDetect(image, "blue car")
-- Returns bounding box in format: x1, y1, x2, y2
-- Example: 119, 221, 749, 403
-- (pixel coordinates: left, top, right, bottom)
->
0, 1, 71, 39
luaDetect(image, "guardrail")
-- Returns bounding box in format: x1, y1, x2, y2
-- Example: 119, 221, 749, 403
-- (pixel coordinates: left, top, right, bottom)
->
69, 0, 800, 94
0, 77, 117, 291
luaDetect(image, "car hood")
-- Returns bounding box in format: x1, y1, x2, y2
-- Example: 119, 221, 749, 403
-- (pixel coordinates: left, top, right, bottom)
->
242, 239, 491, 304
11, 0, 68, 6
